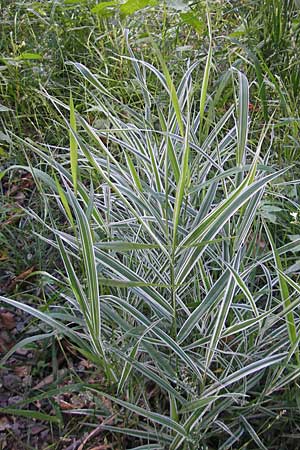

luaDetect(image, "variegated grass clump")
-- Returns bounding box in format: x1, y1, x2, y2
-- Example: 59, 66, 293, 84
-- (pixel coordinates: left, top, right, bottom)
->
2, 44, 300, 448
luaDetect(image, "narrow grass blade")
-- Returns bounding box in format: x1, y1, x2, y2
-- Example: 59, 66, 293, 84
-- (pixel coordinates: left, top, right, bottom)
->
69, 91, 78, 195
199, 8, 212, 135
235, 69, 249, 166
264, 222, 300, 364
89, 390, 188, 437
0, 408, 61, 424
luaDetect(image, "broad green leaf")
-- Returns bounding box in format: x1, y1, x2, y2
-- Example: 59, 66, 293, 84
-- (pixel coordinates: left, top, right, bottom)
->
120, 0, 157, 16
180, 12, 204, 34
16, 52, 42, 60
91, 1, 119, 15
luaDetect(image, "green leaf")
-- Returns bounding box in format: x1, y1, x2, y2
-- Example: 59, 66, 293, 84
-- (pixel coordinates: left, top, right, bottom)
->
98, 278, 168, 288
173, 106, 190, 247
235, 70, 249, 166
91, 1, 119, 15
199, 9, 212, 134
65, 0, 89, 4
113, 347, 185, 402
96, 241, 159, 251
0, 295, 88, 350
125, 152, 143, 192
179, 396, 218, 413
0, 408, 60, 424
205, 258, 237, 368
204, 353, 286, 396
54, 175, 75, 228
89, 390, 188, 437
69, 92, 78, 195
16, 52, 42, 60
120, 0, 157, 16
65, 187, 105, 358
241, 416, 268, 450
264, 223, 300, 364
180, 12, 204, 34
175, 167, 287, 285
177, 270, 229, 343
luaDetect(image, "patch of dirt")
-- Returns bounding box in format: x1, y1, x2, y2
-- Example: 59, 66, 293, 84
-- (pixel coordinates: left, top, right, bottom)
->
0, 307, 126, 449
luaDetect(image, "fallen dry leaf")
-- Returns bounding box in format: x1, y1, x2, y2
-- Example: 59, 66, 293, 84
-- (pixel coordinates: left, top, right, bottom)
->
2, 374, 22, 390
30, 424, 47, 436
3, 266, 35, 292
6, 173, 34, 197
79, 359, 95, 369
99, 396, 113, 414
0, 311, 16, 330
57, 399, 75, 410
33, 369, 68, 390
14, 365, 31, 378
13, 192, 26, 203
0, 416, 11, 431
0, 330, 14, 353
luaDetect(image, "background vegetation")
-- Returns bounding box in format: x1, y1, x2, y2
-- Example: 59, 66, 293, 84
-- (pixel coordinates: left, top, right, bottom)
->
1, 0, 300, 449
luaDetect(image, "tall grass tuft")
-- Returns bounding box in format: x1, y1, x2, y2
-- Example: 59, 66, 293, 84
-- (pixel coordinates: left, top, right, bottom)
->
1, 45, 300, 448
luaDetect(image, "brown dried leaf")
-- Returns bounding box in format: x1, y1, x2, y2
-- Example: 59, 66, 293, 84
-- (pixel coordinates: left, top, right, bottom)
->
58, 399, 75, 410
0, 330, 14, 353
33, 369, 67, 390
14, 365, 31, 378
3, 266, 35, 292
0, 416, 11, 431
31, 425, 47, 436
0, 311, 16, 330
79, 359, 95, 369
